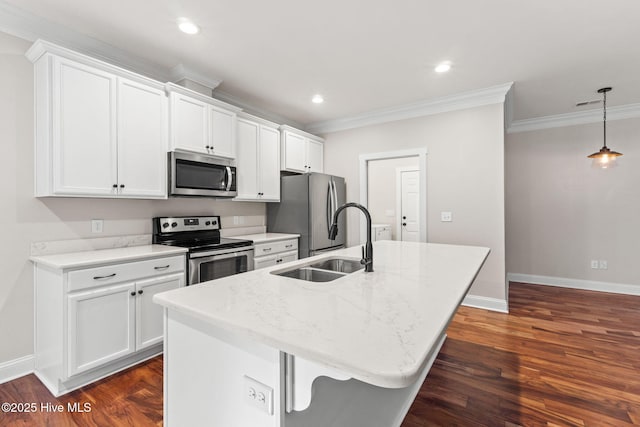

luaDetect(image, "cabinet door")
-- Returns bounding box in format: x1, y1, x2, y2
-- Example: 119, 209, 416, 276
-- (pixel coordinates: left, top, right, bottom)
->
67, 282, 135, 376
235, 118, 259, 199
117, 78, 167, 199
279, 250, 298, 264
135, 273, 184, 350
170, 93, 208, 153
254, 255, 277, 270
210, 106, 236, 159
52, 57, 117, 196
282, 131, 306, 172
259, 125, 281, 201
306, 139, 324, 173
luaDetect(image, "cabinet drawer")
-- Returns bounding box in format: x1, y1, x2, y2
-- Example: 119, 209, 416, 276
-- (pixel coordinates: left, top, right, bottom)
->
254, 239, 298, 256
67, 255, 185, 292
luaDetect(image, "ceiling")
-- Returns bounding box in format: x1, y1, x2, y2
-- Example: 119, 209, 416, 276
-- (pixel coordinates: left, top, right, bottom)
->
3, 0, 640, 129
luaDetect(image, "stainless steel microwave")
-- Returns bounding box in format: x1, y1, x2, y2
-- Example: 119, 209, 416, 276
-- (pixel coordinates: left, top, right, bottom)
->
168, 151, 237, 197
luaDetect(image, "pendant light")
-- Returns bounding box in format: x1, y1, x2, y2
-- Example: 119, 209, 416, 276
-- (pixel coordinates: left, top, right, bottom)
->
588, 87, 622, 168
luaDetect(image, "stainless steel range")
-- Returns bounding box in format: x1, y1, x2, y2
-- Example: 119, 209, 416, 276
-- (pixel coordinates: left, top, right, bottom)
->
152, 216, 254, 285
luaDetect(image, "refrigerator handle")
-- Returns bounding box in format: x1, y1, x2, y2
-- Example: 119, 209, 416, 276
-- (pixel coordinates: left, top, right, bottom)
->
332, 178, 339, 215
327, 180, 333, 235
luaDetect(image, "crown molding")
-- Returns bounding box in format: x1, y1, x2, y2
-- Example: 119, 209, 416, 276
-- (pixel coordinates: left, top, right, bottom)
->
169, 64, 222, 91
213, 89, 304, 129
305, 82, 513, 135
507, 103, 640, 133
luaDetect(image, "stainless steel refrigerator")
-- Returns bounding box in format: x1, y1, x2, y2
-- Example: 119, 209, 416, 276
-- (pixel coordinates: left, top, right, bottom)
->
267, 173, 346, 258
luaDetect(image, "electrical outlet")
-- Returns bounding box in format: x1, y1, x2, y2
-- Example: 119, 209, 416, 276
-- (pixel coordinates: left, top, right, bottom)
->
244, 375, 273, 415
590, 260, 599, 269
599, 260, 608, 270
441, 211, 452, 222
91, 219, 104, 233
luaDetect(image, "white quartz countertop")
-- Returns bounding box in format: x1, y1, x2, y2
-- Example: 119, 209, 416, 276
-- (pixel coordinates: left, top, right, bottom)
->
233, 232, 300, 244
154, 241, 489, 388
30, 244, 188, 270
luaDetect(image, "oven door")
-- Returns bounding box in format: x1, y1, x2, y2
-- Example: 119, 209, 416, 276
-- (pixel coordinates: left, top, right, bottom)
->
188, 247, 254, 285
170, 151, 237, 197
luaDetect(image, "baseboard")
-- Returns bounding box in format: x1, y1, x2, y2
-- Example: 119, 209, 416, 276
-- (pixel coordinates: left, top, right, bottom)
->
507, 273, 640, 296
0, 354, 34, 384
462, 294, 509, 313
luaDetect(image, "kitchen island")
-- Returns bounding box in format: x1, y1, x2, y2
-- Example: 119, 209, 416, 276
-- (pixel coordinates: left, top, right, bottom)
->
154, 240, 489, 426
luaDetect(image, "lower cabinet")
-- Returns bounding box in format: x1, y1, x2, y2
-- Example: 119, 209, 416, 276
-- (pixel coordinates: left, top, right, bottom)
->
253, 238, 299, 270
34, 253, 185, 396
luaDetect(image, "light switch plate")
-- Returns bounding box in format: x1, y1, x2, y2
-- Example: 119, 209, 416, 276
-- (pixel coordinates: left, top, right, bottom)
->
441, 212, 452, 222
91, 219, 104, 233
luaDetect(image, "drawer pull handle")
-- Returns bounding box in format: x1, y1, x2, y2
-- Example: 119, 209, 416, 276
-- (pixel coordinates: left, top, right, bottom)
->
285, 244, 293, 248
262, 248, 272, 252
154, 265, 170, 270
93, 273, 116, 280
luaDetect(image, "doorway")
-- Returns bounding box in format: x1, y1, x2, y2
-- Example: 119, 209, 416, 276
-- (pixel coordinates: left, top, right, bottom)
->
359, 148, 427, 244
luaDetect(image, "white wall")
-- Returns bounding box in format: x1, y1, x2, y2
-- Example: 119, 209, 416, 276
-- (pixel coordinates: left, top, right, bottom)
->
0, 32, 267, 366
322, 103, 506, 302
367, 157, 419, 240
506, 118, 640, 286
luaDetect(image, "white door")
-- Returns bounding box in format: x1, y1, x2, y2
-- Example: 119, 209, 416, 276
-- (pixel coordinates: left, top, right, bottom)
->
117, 78, 167, 198
306, 139, 324, 173
235, 118, 259, 199
399, 169, 420, 242
259, 125, 281, 200
282, 131, 306, 172
53, 57, 117, 196
210, 106, 236, 158
170, 93, 208, 153
67, 282, 135, 376
135, 273, 184, 350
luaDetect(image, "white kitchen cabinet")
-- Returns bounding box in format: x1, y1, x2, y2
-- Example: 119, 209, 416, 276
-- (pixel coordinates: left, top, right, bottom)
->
280, 125, 324, 173
167, 83, 242, 159
253, 239, 299, 270
235, 114, 280, 202
32, 250, 186, 396
27, 40, 168, 199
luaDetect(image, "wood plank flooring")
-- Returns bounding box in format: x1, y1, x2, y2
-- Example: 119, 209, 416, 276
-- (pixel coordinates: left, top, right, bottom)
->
1, 282, 639, 426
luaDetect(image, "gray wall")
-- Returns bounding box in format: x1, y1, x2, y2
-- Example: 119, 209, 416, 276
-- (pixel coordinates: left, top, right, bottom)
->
506, 119, 640, 285
0, 32, 266, 365
322, 103, 506, 302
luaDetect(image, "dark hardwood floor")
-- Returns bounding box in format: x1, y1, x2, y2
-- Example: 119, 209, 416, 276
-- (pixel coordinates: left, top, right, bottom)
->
1, 282, 639, 426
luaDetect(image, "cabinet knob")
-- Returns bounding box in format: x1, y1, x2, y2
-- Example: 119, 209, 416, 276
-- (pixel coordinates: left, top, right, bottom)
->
402, 223, 407, 226
120, 184, 125, 188
130, 291, 136, 296
112, 184, 118, 188
206, 145, 210, 149
138, 290, 143, 295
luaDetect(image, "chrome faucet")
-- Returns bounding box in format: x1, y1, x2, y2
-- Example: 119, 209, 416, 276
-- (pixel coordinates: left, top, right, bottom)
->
328, 202, 373, 272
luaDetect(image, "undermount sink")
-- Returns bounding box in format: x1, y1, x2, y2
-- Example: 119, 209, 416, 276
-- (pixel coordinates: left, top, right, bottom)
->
271, 257, 364, 282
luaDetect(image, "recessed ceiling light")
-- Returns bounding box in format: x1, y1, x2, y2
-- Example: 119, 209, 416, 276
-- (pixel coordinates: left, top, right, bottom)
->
434, 62, 451, 73
312, 94, 324, 104
177, 18, 200, 35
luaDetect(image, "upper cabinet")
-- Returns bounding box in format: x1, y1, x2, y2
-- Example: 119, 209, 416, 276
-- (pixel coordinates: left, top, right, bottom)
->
27, 40, 168, 199
166, 83, 241, 159
280, 125, 324, 173
234, 113, 280, 202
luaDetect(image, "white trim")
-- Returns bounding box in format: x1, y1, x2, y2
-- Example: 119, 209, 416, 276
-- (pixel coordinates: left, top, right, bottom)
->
395, 167, 420, 242
164, 82, 242, 112
0, 354, 34, 384
306, 82, 513, 134
462, 294, 509, 313
359, 149, 427, 245
508, 103, 640, 134
214, 90, 305, 130
507, 273, 640, 296
169, 64, 222, 91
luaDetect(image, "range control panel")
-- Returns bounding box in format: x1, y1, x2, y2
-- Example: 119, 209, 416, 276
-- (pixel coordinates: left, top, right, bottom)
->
156, 216, 220, 233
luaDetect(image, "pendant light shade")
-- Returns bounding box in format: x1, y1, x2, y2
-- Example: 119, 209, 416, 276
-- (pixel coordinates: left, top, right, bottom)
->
588, 87, 622, 168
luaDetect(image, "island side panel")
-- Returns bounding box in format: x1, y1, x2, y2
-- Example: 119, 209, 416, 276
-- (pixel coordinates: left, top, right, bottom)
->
165, 309, 284, 427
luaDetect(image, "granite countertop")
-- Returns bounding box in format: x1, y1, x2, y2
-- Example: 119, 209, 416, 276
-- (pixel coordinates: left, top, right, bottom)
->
30, 244, 188, 270
153, 241, 489, 389
233, 232, 300, 244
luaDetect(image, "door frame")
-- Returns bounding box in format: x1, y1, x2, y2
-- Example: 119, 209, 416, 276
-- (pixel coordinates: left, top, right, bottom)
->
396, 166, 420, 241
358, 148, 428, 243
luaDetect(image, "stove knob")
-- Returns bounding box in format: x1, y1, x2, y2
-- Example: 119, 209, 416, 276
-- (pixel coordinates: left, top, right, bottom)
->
162, 222, 170, 229
171, 222, 178, 227
205, 221, 211, 226
212, 220, 217, 225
